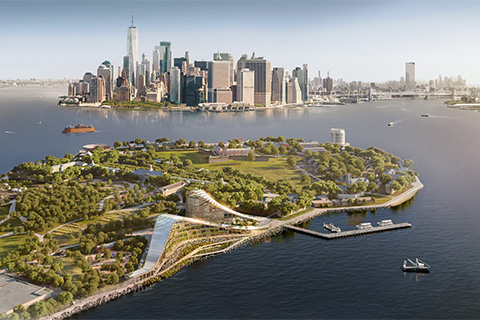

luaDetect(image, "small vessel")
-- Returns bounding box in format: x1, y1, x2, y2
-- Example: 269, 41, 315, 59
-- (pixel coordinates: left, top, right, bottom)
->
323, 222, 341, 233
62, 124, 95, 134
421, 114, 430, 117
388, 122, 394, 127
356, 222, 373, 230
402, 258, 430, 273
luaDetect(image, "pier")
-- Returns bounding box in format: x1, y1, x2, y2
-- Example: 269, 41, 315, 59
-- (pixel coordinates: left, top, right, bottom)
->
284, 222, 412, 240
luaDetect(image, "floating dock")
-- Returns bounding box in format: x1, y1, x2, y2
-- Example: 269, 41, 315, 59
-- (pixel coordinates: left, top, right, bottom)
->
284, 222, 412, 240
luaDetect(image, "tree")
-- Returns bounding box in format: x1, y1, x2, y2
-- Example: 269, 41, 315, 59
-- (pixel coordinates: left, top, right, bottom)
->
198, 140, 206, 148
106, 272, 119, 285
104, 249, 112, 259
188, 140, 196, 148
247, 152, 255, 161
57, 291, 73, 305
183, 159, 193, 167
279, 145, 287, 155
135, 138, 143, 144
114, 141, 122, 149
287, 156, 296, 167
218, 141, 225, 148
301, 174, 311, 185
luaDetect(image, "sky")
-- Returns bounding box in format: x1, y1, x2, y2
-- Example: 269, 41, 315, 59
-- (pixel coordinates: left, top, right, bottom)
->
1, 0, 480, 84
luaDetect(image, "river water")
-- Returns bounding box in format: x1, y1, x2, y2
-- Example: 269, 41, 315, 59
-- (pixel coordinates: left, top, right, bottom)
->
1, 86, 480, 319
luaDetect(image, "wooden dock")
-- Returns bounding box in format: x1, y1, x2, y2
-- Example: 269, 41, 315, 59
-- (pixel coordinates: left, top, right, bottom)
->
284, 222, 412, 240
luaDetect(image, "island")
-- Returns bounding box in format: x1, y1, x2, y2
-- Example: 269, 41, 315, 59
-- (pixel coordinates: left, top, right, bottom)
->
0, 136, 422, 319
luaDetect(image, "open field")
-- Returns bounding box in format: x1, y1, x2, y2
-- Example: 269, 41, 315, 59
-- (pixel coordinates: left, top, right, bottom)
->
0, 205, 9, 221
0, 217, 23, 235
277, 208, 314, 221
55, 257, 83, 279
197, 157, 305, 191
0, 235, 27, 259
156, 150, 209, 165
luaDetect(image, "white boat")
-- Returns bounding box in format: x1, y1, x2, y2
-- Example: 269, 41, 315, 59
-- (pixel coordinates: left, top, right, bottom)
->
388, 122, 394, 127
402, 258, 430, 273
323, 222, 341, 233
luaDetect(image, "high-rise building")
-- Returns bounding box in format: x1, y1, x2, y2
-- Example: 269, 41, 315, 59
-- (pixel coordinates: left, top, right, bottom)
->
116, 69, 131, 102
207, 60, 231, 103
236, 69, 255, 105
244, 54, 271, 106
286, 77, 302, 104
126, 18, 138, 86
97, 61, 113, 100
323, 72, 333, 94
271, 67, 286, 104
405, 62, 415, 90
169, 67, 181, 104
213, 52, 234, 86
153, 42, 172, 74
292, 65, 308, 101
123, 56, 131, 83
237, 54, 247, 73
331, 128, 346, 146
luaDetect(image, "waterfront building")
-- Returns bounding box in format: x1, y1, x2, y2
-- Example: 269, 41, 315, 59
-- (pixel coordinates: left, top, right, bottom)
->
323, 73, 333, 94
292, 64, 308, 101
116, 69, 131, 101
213, 52, 234, 86
271, 67, 286, 105
97, 62, 113, 100
136, 74, 146, 98
169, 67, 181, 104
185, 191, 227, 223
236, 69, 255, 105
123, 56, 131, 83
244, 54, 271, 106
331, 128, 346, 146
286, 77, 302, 104
68, 83, 76, 96
126, 20, 138, 85
208, 60, 231, 103
153, 41, 172, 74
405, 62, 416, 90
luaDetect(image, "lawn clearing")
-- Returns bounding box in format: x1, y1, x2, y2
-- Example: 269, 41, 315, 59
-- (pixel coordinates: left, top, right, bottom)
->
197, 157, 305, 191
0, 235, 27, 260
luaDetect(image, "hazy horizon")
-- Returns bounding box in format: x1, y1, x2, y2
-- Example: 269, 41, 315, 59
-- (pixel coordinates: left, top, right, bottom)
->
1, 0, 479, 84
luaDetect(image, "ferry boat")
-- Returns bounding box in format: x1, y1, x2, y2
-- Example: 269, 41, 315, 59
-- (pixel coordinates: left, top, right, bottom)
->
323, 223, 341, 233
402, 258, 430, 273
62, 124, 95, 134
421, 114, 430, 117
388, 122, 394, 127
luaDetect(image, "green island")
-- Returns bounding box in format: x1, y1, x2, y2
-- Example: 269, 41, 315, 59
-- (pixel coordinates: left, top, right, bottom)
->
444, 97, 480, 110
0, 136, 422, 319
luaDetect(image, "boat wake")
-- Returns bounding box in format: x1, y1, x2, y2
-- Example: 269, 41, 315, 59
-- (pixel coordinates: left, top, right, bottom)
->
4, 131, 15, 134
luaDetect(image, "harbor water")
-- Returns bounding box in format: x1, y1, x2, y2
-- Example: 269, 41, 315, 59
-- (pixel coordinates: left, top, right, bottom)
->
1, 86, 480, 319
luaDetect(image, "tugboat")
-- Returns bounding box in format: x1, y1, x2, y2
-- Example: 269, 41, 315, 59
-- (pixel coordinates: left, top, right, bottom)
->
421, 114, 430, 117
402, 258, 430, 273
62, 124, 95, 134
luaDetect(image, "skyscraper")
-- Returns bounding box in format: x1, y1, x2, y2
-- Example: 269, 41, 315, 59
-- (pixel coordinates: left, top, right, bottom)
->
153, 42, 172, 74
292, 64, 308, 101
405, 62, 415, 90
97, 61, 113, 100
286, 77, 302, 104
126, 18, 138, 86
207, 60, 231, 103
236, 69, 255, 105
271, 67, 286, 105
169, 67, 181, 104
244, 54, 271, 106
213, 52, 234, 86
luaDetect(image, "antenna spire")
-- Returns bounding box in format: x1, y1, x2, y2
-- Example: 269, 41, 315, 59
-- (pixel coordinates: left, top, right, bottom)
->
131, 12, 134, 27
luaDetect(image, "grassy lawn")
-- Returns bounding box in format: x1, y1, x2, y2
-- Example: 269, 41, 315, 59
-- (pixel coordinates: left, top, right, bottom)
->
0, 235, 27, 260
197, 157, 305, 191
391, 184, 414, 197
55, 257, 83, 279
156, 150, 209, 165
0, 217, 23, 235
0, 206, 9, 221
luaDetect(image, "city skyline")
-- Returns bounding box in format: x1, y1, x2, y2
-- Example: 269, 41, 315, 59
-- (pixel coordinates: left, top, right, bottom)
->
1, 0, 480, 83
